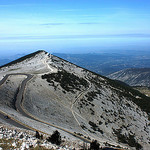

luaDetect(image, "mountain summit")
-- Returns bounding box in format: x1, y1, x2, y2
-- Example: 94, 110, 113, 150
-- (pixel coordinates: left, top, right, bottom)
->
0, 50, 150, 149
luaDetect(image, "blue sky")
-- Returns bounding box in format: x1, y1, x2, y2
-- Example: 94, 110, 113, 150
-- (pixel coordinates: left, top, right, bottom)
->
0, 0, 150, 55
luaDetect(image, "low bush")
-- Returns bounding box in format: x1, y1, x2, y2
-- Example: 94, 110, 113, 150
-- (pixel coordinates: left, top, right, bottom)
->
47, 130, 61, 145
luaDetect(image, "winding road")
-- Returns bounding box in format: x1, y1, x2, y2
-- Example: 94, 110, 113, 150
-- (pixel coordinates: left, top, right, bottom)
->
0, 111, 30, 130
71, 77, 92, 137
0, 74, 34, 118
0, 73, 33, 130
0, 73, 125, 149
0, 73, 91, 143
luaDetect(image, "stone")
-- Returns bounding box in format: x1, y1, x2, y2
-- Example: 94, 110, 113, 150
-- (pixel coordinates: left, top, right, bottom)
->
25, 143, 30, 149
19, 133, 24, 139
0, 134, 3, 139
12, 142, 17, 147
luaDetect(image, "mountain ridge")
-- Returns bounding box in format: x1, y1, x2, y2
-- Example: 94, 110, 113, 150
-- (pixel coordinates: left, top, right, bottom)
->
108, 68, 150, 87
0, 50, 46, 69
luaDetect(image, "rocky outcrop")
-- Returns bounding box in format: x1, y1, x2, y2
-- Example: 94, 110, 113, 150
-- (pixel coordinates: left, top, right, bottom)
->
0, 125, 88, 150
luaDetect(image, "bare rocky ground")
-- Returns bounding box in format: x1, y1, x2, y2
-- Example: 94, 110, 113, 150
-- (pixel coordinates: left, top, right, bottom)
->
0, 124, 88, 150
0, 51, 150, 149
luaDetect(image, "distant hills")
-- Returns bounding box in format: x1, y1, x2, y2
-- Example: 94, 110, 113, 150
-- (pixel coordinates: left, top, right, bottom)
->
54, 51, 150, 76
0, 59, 10, 66
108, 68, 150, 87
0, 53, 26, 67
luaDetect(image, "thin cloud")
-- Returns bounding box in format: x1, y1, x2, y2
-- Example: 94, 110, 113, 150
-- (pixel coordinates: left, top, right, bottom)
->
113, 34, 150, 37
0, 3, 34, 7
0, 4, 11, 7
1, 34, 150, 41
41, 22, 102, 26
57, 9, 81, 12
41, 23, 65, 26
79, 22, 101, 25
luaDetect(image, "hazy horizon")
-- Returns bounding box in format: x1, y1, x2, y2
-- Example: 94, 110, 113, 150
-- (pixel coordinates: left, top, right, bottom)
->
0, 0, 150, 56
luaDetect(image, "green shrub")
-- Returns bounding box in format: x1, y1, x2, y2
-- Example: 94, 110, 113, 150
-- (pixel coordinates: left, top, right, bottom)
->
42, 70, 88, 92
90, 140, 100, 150
47, 130, 61, 145
113, 129, 142, 150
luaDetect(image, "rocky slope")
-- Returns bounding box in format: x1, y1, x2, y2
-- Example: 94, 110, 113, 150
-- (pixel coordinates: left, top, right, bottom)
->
0, 50, 150, 149
0, 125, 86, 150
108, 68, 150, 87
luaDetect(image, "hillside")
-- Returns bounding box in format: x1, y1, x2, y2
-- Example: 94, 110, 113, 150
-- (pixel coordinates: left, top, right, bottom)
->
0, 51, 150, 149
108, 68, 150, 87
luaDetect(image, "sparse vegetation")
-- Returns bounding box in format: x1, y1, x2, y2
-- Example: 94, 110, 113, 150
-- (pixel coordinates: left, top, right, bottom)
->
42, 70, 88, 92
90, 140, 100, 150
90, 108, 95, 115
74, 132, 84, 137
107, 78, 150, 114
85, 91, 97, 102
0, 138, 20, 149
134, 86, 150, 97
35, 131, 43, 140
99, 121, 103, 125
113, 129, 142, 150
30, 146, 52, 150
89, 121, 103, 134
81, 125, 87, 130
47, 130, 61, 145
89, 121, 98, 131
89, 71, 150, 115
